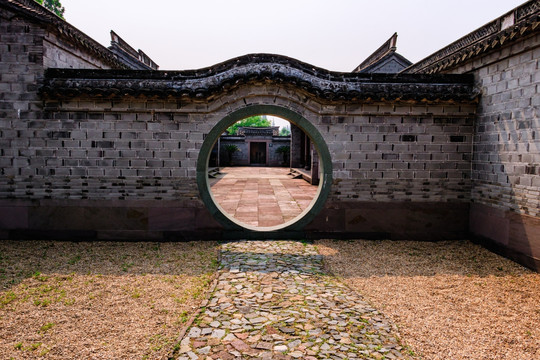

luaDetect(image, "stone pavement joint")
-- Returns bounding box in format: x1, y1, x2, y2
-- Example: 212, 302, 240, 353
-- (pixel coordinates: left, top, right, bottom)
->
173, 241, 411, 360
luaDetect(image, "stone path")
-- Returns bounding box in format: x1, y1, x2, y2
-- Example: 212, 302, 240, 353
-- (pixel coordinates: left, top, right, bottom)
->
209, 167, 318, 227
173, 241, 410, 360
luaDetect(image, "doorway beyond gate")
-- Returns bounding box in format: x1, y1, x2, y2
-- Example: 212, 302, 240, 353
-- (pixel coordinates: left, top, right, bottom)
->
249, 142, 267, 165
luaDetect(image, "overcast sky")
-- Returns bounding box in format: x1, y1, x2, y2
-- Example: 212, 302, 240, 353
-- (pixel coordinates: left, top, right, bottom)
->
61, 0, 525, 71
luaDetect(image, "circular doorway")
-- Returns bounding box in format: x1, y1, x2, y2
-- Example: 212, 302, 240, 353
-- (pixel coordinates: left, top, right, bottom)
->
196, 104, 332, 232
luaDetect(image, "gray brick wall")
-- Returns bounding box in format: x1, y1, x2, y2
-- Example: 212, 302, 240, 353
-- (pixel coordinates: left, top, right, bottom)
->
0, 97, 202, 202
43, 32, 112, 69
0, 8, 45, 187
319, 107, 474, 202
219, 137, 249, 166
0, 89, 475, 206
449, 34, 540, 217
218, 136, 290, 167
0, 5, 480, 241
0, 9, 154, 205
290, 124, 303, 168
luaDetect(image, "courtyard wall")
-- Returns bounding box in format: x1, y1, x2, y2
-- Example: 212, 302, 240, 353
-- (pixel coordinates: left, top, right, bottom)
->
218, 135, 290, 167
454, 34, 540, 269
405, 1, 540, 269
1, 77, 476, 240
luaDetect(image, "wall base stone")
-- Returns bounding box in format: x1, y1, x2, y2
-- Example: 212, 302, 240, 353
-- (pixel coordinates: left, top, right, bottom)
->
0, 199, 470, 242
307, 201, 470, 241
470, 203, 540, 271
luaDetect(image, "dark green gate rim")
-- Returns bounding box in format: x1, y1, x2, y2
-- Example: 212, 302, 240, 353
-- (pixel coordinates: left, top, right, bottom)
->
196, 104, 332, 232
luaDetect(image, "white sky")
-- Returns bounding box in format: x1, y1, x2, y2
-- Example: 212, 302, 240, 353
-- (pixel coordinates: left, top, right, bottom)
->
268, 116, 290, 130
61, 0, 526, 72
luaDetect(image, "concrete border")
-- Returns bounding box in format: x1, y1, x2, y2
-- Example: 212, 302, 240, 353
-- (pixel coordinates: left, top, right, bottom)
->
196, 104, 332, 234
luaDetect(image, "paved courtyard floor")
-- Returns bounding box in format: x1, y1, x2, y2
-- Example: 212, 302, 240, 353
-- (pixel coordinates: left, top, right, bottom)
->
174, 240, 410, 360
209, 167, 318, 227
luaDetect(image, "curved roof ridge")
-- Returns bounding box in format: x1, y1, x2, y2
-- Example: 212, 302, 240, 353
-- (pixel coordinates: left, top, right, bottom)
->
42, 54, 478, 102
44, 53, 473, 83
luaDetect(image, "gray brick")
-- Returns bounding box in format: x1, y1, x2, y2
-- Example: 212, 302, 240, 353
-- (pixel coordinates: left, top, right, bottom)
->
130, 159, 146, 167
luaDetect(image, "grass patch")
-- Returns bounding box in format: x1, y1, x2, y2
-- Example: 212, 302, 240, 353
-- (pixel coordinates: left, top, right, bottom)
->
0, 291, 16, 308
39, 322, 55, 333
68, 255, 81, 265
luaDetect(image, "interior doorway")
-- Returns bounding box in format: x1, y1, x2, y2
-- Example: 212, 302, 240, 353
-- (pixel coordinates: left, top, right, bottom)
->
250, 142, 267, 165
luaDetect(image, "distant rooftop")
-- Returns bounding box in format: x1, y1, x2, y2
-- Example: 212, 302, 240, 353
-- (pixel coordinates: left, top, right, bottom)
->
238, 127, 280, 137
1, 0, 159, 70
109, 31, 159, 70
352, 33, 412, 74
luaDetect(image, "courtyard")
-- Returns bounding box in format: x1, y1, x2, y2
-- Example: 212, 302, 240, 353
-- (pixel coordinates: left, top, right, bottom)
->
0, 239, 538, 359
0, 0, 538, 359
209, 167, 319, 228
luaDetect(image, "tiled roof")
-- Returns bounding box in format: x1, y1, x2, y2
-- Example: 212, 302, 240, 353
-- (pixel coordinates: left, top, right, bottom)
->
109, 31, 159, 70
42, 54, 478, 102
405, 0, 540, 74
354, 33, 395, 72
352, 33, 412, 74
238, 127, 280, 136
1, 0, 130, 69
356, 52, 412, 74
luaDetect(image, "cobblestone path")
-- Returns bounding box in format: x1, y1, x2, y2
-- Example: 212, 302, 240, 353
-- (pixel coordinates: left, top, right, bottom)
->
174, 241, 410, 360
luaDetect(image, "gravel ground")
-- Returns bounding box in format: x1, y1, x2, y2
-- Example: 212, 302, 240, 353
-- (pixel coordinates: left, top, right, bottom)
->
0, 241, 218, 360
316, 239, 540, 360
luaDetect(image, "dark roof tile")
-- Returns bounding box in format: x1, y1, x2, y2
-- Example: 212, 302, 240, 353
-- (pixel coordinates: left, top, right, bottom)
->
42, 54, 478, 103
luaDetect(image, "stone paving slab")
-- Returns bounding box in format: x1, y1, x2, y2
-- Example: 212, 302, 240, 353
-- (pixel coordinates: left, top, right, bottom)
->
173, 241, 411, 360
209, 168, 318, 227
